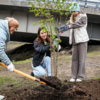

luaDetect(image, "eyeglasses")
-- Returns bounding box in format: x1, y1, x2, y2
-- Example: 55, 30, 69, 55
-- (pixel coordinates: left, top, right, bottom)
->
13, 26, 18, 30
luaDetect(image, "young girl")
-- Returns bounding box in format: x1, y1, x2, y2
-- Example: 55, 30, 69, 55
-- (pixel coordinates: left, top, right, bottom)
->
30, 27, 51, 77
60, 3, 89, 82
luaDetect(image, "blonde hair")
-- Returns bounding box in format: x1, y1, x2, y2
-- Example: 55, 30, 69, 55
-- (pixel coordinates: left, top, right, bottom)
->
5, 17, 19, 28
71, 12, 80, 22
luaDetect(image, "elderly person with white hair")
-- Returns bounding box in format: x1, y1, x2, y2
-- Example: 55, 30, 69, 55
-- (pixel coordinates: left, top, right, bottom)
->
0, 17, 19, 72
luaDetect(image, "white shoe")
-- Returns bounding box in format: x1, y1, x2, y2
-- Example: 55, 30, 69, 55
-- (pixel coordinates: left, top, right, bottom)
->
0, 95, 4, 100
76, 79, 82, 82
70, 78, 75, 82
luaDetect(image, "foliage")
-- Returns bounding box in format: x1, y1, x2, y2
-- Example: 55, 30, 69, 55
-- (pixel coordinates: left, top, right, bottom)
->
28, 0, 72, 44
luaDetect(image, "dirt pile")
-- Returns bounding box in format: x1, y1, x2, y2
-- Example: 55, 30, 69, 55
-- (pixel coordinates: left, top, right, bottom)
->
6, 44, 34, 61
6, 43, 72, 61
44, 76, 62, 88
0, 77, 100, 100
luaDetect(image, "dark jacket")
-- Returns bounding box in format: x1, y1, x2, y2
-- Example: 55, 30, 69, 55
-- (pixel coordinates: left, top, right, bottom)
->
32, 40, 50, 67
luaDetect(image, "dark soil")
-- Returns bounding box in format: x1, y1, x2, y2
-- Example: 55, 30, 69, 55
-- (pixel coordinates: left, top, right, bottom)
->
44, 76, 62, 86
3, 42, 100, 100
0, 77, 100, 100
6, 43, 72, 61
6, 44, 34, 61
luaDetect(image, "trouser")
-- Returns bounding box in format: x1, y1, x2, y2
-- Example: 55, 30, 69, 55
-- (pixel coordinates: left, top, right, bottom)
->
32, 56, 51, 76
71, 42, 87, 80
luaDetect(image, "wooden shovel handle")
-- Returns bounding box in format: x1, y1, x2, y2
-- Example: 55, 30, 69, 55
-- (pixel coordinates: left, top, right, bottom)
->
0, 63, 7, 68
0, 63, 46, 84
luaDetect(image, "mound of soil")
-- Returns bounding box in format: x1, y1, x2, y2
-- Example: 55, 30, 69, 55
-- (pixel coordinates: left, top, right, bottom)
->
0, 77, 100, 100
6, 44, 35, 61
6, 43, 72, 61
44, 76, 62, 87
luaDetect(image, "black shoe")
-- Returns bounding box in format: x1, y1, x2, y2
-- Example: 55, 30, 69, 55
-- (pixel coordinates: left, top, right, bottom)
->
30, 72, 34, 77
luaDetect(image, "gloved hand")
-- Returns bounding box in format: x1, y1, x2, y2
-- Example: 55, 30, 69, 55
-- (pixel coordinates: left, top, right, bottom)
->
58, 44, 61, 52
60, 25, 69, 33
7, 63, 15, 72
55, 27, 60, 33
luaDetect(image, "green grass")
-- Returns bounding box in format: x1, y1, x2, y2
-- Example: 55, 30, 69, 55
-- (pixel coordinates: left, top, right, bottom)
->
34, 83, 40, 87
13, 83, 20, 88
52, 51, 100, 60
52, 55, 72, 60
94, 77, 100, 80
0, 66, 3, 71
61, 81, 65, 85
12, 59, 32, 64
0, 76, 16, 86
66, 61, 70, 63
87, 51, 100, 57
7, 44, 24, 47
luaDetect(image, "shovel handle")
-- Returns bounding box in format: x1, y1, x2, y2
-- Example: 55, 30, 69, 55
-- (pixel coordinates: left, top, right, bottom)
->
0, 63, 46, 84
0, 63, 7, 68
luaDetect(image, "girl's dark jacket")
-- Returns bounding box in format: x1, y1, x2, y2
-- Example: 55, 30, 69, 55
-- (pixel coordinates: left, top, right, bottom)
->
32, 40, 50, 67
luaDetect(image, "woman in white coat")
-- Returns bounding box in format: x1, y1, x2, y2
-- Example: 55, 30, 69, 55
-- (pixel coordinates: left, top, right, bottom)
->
60, 3, 89, 82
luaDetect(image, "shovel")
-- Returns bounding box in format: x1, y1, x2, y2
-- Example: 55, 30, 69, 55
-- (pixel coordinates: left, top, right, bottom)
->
0, 63, 60, 90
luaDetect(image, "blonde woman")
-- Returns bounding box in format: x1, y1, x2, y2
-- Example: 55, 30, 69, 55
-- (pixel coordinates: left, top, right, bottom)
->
0, 17, 19, 72
60, 3, 89, 82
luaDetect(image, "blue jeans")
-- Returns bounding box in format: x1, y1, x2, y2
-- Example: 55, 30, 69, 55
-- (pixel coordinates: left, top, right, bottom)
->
32, 56, 51, 76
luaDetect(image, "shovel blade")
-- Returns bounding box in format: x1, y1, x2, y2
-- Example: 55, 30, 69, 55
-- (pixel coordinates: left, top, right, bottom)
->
40, 78, 60, 90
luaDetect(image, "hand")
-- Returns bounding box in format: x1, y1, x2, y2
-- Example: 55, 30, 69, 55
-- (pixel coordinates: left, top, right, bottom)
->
58, 44, 61, 52
60, 25, 69, 33
69, 25, 71, 28
7, 63, 15, 72
55, 27, 60, 33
